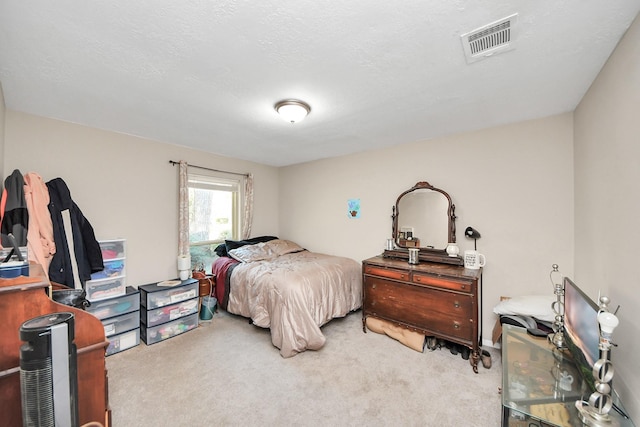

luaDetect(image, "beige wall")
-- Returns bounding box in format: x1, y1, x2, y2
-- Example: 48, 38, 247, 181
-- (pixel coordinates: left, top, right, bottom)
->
280, 113, 575, 348
3, 111, 280, 285
574, 14, 640, 419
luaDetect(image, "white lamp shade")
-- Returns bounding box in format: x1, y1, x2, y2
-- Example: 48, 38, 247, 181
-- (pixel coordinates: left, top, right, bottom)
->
597, 311, 619, 334
177, 255, 191, 271
275, 100, 310, 123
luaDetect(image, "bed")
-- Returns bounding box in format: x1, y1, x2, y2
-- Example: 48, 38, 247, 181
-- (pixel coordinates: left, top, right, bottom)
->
211, 238, 362, 357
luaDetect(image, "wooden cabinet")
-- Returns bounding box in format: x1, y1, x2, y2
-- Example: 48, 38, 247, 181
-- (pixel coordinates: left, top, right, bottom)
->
0, 263, 110, 426
362, 256, 482, 372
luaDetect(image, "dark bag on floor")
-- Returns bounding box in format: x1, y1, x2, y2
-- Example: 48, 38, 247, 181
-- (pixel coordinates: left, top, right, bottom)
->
52, 289, 91, 310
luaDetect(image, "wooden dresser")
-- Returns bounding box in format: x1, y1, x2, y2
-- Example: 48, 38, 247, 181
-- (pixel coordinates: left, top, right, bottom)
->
362, 255, 482, 372
0, 263, 111, 426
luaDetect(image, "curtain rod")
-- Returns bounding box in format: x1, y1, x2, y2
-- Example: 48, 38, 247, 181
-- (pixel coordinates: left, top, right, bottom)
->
169, 160, 249, 177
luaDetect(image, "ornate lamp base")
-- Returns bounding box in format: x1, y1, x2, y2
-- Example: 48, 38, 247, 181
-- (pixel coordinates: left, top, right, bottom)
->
575, 400, 615, 426
549, 330, 566, 349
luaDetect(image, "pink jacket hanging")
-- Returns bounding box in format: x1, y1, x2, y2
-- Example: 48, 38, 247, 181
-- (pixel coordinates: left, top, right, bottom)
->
24, 172, 56, 277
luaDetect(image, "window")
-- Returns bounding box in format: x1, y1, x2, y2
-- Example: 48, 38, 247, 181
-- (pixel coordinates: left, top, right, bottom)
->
188, 173, 242, 273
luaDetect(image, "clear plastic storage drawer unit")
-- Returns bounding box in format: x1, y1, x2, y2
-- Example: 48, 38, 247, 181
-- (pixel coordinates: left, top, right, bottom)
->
106, 328, 140, 356
99, 239, 126, 260
89, 259, 126, 280
139, 279, 198, 310
102, 310, 140, 338
85, 238, 127, 301
85, 276, 126, 302
140, 313, 198, 345
86, 286, 140, 320
141, 298, 199, 327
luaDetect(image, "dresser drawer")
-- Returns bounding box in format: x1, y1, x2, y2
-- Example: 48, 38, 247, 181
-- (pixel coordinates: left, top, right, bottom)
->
412, 272, 474, 294
364, 265, 409, 281
364, 277, 474, 341
432, 293, 474, 341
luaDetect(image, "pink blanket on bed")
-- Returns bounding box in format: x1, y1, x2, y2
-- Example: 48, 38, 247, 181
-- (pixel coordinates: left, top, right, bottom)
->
214, 241, 362, 357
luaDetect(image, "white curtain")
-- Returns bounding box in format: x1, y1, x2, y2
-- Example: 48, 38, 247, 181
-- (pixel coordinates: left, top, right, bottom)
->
178, 160, 189, 257
241, 173, 254, 239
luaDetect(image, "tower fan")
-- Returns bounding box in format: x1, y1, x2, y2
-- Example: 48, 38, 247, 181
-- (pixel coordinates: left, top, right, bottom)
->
19, 312, 79, 427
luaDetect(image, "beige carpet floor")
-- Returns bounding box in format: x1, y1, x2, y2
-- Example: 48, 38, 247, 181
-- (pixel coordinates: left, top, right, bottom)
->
106, 310, 503, 426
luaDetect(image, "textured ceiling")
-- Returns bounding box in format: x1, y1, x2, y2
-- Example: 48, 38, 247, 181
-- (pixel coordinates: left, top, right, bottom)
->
1, 1, 639, 166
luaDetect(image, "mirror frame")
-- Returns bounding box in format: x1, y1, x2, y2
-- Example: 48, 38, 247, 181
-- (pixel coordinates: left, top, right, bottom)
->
385, 181, 463, 266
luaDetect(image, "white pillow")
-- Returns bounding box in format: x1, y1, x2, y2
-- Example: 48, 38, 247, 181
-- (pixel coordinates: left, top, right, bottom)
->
228, 242, 274, 263
493, 294, 556, 322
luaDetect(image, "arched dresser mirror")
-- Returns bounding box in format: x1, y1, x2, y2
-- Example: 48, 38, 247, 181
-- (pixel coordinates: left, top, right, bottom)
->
385, 181, 463, 265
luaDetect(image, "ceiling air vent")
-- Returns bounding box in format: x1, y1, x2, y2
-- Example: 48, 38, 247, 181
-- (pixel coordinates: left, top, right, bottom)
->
461, 13, 518, 63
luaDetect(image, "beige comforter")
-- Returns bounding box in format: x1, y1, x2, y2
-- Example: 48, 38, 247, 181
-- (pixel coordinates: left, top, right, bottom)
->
226, 249, 362, 357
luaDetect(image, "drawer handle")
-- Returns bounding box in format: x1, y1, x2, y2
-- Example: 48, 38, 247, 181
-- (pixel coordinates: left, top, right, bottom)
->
453, 322, 460, 329
415, 276, 421, 282
453, 301, 460, 308
372, 284, 376, 289
401, 274, 407, 280
460, 284, 466, 290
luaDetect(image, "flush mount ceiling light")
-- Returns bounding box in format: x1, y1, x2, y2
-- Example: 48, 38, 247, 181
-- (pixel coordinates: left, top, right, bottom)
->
275, 99, 311, 123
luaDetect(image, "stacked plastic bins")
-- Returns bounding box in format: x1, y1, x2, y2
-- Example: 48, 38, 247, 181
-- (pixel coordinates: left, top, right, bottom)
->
86, 286, 141, 355
86, 239, 127, 301
139, 279, 199, 345
85, 239, 141, 355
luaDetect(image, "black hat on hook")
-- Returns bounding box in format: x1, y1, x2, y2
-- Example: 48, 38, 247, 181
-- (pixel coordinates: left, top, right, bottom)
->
465, 226, 481, 250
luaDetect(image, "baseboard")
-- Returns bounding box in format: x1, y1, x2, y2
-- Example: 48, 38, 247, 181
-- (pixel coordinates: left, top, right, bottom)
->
482, 338, 500, 349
